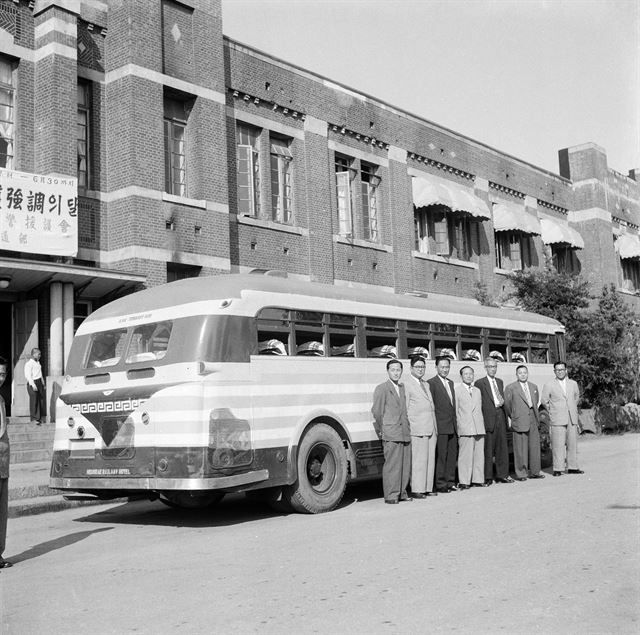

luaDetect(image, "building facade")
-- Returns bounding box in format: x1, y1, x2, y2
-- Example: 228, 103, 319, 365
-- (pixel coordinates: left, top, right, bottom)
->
0, 0, 638, 416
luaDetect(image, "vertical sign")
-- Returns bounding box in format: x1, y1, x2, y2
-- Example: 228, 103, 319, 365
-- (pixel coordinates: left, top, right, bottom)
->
0, 167, 78, 257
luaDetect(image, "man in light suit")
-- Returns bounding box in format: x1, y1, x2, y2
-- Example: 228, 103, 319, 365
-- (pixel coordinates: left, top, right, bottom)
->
404, 356, 438, 498
427, 356, 458, 493
454, 366, 486, 488
541, 361, 584, 477
504, 365, 545, 481
475, 357, 514, 484
372, 359, 412, 504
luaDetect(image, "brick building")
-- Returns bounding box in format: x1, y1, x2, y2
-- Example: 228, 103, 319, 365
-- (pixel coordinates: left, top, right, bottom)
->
0, 0, 638, 416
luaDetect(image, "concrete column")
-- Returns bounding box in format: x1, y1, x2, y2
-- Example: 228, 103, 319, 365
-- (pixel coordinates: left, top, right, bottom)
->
62, 282, 75, 372
49, 282, 63, 377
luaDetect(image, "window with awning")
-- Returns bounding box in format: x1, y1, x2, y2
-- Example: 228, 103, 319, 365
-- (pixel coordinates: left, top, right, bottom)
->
492, 203, 541, 235
614, 233, 640, 260
539, 218, 584, 249
412, 175, 490, 220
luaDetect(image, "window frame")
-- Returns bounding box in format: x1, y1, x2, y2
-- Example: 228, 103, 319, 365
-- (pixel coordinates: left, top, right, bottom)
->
163, 97, 188, 197
77, 80, 91, 190
0, 56, 15, 170
237, 123, 261, 217
361, 162, 381, 242
335, 154, 356, 238
269, 135, 293, 224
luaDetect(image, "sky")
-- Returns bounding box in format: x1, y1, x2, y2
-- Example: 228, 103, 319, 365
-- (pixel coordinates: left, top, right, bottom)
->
221, 0, 639, 176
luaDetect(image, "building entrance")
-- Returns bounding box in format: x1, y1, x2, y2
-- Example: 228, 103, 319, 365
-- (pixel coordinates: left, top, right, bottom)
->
0, 302, 12, 415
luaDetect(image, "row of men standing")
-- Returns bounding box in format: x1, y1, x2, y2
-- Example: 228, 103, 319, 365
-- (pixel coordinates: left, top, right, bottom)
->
371, 356, 583, 504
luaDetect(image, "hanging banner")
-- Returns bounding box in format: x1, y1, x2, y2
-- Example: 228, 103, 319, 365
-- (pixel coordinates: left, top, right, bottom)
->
0, 167, 78, 257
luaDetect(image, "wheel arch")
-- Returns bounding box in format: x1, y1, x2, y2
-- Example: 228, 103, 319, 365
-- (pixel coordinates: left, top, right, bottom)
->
287, 410, 357, 482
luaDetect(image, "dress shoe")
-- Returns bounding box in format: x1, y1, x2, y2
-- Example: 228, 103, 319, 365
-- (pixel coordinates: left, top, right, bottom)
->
496, 476, 514, 484
529, 473, 545, 479
553, 471, 562, 477
384, 499, 399, 504
399, 496, 413, 502
458, 484, 470, 490
436, 488, 450, 494
0, 559, 13, 569
568, 469, 584, 474
412, 493, 427, 499
427, 492, 438, 497
515, 477, 527, 481
484, 479, 493, 486
449, 484, 460, 491
472, 482, 489, 487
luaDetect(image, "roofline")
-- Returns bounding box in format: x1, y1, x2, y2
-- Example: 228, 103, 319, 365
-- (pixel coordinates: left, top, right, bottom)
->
223, 36, 572, 186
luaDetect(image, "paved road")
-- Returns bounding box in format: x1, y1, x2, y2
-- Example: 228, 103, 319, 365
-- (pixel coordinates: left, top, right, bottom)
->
1, 435, 638, 635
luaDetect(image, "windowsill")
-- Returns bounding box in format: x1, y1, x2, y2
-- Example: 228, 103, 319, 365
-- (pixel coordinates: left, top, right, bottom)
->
494, 267, 516, 276
79, 188, 100, 200
333, 235, 393, 252
616, 287, 640, 297
162, 192, 207, 209
236, 214, 308, 236
411, 251, 479, 269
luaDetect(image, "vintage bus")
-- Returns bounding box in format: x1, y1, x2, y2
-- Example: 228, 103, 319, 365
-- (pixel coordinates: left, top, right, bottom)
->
50, 272, 564, 513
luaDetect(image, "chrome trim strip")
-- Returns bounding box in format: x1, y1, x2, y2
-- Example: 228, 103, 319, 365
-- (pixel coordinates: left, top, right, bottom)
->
49, 469, 269, 491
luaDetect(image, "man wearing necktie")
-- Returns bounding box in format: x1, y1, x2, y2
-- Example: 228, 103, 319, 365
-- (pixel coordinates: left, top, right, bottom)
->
475, 357, 514, 484
0, 356, 12, 569
541, 361, 584, 477
403, 356, 438, 498
454, 366, 486, 488
504, 365, 545, 481
371, 360, 412, 504
427, 356, 458, 493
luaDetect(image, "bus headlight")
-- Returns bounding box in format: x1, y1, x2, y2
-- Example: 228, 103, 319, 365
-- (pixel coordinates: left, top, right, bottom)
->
208, 409, 253, 469
141, 412, 150, 426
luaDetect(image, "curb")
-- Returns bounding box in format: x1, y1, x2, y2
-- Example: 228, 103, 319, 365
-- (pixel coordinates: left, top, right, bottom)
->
8, 495, 130, 519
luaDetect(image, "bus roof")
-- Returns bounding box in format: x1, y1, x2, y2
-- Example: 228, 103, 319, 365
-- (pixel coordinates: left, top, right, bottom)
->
81, 273, 564, 334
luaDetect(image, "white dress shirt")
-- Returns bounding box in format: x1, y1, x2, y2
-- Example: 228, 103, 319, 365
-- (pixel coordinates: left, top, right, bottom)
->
24, 358, 43, 389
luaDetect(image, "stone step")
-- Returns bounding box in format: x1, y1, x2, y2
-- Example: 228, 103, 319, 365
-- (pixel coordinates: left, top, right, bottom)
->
7, 430, 55, 443
8, 422, 53, 434
10, 439, 53, 451
8, 494, 129, 518
10, 448, 52, 464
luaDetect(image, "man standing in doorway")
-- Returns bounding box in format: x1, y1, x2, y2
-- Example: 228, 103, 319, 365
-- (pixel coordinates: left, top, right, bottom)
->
541, 361, 584, 477
403, 356, 437, 498
427, 356, 458, 493
504, 365, 545, 481
25, 348, 45, 425
475, 357, 514, 484
371, 360, 412, 504
0, 356, 13, 569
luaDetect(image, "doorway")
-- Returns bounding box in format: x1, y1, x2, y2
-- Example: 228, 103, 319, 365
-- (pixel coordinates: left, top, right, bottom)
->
0, 302, 12, 415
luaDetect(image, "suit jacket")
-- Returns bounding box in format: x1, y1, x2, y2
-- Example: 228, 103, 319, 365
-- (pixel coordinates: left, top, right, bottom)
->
426, 375, 457, 435
371, 380, 411, 442
504, 380, 540, 432
541, 378, 580, 427
454, 383, 486, 436
475, 376, 506, 433
403, 376, 437, 437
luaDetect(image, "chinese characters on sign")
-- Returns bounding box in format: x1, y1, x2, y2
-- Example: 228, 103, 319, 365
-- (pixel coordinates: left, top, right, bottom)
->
0, 168, 78, 257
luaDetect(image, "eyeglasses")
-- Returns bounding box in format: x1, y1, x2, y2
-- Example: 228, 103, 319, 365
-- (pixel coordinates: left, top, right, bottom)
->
413, 365, 426, 369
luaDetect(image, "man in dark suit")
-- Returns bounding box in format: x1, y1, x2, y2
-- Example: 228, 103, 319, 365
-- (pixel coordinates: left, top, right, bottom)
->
475, 357, 514, 485
504, 365, 545, 481
427, 356, 458, 493
371, 359, 412, 504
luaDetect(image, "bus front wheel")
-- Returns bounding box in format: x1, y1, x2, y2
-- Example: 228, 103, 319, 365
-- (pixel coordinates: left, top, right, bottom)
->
284, 423, 348, 514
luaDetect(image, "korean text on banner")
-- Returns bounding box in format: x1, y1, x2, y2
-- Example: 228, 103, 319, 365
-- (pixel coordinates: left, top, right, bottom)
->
0, 168, 78, 257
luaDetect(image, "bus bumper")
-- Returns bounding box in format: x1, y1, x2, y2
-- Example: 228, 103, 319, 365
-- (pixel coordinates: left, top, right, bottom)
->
50, 469, 269, 492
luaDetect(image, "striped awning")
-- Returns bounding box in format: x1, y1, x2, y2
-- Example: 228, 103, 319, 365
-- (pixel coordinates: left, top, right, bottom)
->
615, 233, 640, 260
492, 202, 542, 235
412, 175, 490, 220
540, 218, 584, 249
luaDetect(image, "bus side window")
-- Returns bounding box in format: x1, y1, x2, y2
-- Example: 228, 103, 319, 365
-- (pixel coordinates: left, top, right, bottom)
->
486, 328, 507, 363
529, 333, 549, 364
257, 308, 290, 355
461, 326, 482, 361
328, 313, 356, 357
126, 321, 174, 364
433, 323, 458, 360
293, 311, 325, 356
365, 317, 397, 358
509, 330, 529, 364
406, 321, 431, 360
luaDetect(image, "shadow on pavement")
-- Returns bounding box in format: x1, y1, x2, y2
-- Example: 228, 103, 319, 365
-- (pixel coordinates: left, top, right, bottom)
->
9, 527, 113, 564
73, 481, 385, 528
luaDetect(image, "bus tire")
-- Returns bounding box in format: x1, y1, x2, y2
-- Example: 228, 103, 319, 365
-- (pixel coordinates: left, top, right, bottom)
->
283, 423, 348, 514
159, 491, 224, 510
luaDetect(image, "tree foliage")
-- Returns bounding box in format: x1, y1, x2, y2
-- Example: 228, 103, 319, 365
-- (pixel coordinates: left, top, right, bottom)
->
510, 269, 640, 407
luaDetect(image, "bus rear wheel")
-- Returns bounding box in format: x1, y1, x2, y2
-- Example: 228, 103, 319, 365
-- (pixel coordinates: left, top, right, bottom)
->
159, 491, 224, 510
284, 423, 348, 514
